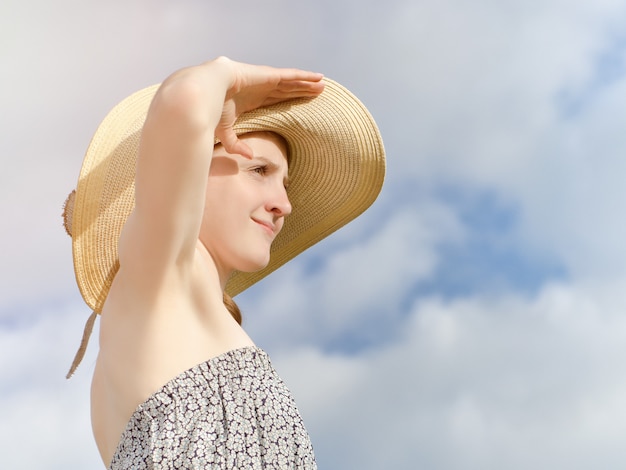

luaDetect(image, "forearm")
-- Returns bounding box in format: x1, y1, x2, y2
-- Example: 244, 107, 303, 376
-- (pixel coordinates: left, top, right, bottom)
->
132, 59, 236, 257
148, 57, 235, 143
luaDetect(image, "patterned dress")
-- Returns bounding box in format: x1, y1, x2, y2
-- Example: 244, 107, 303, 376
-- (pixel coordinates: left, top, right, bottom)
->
109, 347, 316, 469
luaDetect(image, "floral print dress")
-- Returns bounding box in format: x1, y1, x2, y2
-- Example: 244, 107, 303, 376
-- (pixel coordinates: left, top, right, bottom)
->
109, 347, 316, 469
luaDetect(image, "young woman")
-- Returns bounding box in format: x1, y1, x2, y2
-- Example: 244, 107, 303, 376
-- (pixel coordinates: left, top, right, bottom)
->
64, 56, 385, 469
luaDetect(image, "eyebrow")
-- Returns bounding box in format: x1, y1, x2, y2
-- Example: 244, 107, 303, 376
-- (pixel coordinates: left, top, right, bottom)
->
254, 156, 291, 188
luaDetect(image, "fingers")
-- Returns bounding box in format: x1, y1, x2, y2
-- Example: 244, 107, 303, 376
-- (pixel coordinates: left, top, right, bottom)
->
260, 76, 325, 107
218, 129, 254, 159
213, 62, 325, 152
275, 71, 324, 96
277, 69, 324, 83
249, 61, 321, 82
260, 80, 324, 107
276, 78, 325, 93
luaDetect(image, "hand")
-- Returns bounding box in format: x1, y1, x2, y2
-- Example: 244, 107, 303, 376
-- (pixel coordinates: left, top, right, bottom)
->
212, 57, 324, 158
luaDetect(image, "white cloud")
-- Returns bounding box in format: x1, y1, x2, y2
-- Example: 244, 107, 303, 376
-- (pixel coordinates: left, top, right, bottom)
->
272, 280, 626, 469
3, 0, 626, 468
362, 0, 626, 282
5, 280, 626, 469
518, 74, 626, 279
0, 301, 101, 469
240, 199, 464, 348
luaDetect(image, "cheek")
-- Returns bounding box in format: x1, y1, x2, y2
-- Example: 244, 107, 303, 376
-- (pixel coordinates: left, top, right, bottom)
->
203, 188, 233, 231
204, 186, 250, 230
209, 156, 238, 176
274, 217, 286, 235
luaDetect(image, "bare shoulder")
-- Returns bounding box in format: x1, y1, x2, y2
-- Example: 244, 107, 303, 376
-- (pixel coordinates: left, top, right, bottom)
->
92, 253, 253, 441
96, 244, 253, 385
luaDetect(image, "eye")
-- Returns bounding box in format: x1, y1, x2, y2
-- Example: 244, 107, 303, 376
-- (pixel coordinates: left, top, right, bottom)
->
252, 165, 268, 175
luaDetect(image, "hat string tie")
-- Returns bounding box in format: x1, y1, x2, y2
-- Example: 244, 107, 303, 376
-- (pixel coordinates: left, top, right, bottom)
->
66, 311, 98, 379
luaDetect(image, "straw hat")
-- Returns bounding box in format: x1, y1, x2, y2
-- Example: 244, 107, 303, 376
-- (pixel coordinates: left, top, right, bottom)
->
63, 77, 385, 376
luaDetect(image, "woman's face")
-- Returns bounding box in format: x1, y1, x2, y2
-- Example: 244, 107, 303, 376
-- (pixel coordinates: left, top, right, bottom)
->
200, 132, 291, 278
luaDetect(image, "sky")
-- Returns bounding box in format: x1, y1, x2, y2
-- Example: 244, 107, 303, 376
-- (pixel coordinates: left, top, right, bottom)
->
2, 0, 626, 468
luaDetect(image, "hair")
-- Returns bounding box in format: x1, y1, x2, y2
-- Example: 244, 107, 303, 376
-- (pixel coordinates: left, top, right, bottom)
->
223, 292, 242, 324
217, 131, 290, 326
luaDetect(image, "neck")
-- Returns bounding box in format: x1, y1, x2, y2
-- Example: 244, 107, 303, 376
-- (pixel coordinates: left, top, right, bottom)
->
195, 239, 231, 292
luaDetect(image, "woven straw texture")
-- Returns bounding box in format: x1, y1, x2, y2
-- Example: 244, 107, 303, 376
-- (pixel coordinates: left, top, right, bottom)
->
70, 78, 385, 313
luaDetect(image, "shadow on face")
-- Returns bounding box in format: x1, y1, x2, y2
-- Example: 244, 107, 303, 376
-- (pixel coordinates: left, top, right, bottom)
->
210, 131, 290, 178
209, 156, 239, 176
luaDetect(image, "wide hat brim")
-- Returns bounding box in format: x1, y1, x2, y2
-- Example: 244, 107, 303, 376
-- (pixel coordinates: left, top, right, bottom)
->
68, 77, 385, 313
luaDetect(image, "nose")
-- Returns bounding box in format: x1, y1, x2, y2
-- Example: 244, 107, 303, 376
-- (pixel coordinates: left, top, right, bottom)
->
268, 186, 292, 218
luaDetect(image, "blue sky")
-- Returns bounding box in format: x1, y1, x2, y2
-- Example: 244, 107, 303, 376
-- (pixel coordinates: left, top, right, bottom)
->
3, 0, 626, 468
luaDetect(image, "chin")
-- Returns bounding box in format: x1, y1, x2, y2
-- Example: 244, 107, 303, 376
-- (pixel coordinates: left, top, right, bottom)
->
236, 255, 271, 273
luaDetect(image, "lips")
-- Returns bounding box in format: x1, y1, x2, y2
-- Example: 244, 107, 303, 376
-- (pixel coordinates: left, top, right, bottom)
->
252, 218, 276, 237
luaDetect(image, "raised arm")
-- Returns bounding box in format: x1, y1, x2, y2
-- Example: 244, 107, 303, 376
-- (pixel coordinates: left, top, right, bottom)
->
118, 57, 323, 281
